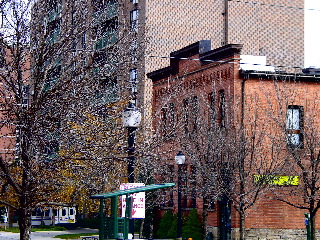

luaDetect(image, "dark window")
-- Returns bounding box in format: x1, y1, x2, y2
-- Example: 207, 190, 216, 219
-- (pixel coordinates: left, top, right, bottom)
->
183, 99, 189, 134
208, 92, 216, 126
71, 11, 76, 26
81, 33, 86, 49
168, 102, 175, 138
62, 209, 66, 216
191, 96, 198, 133
161, 107, 168, 138
70, 208, 74, 215
286, 105, 303, 147
218, 90, 226, 127
71, 38, 77, 52
44, 210, 50, 217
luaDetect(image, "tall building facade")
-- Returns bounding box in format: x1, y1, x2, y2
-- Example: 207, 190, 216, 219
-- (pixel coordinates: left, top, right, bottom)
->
139, 0, 304, 119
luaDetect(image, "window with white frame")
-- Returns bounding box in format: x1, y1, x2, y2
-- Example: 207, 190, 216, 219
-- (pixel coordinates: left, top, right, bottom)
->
130, 9, 138, 32
129, 69, 138, 93
286, 105, 303, 147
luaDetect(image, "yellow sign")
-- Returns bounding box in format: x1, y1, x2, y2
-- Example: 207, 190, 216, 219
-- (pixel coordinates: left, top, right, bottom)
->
254, 175, 299, 186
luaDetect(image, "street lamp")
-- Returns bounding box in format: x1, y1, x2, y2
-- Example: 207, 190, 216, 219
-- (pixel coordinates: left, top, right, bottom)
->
175, 151, 186, 240
122, 100, 141, 183
122, 101, 141, 239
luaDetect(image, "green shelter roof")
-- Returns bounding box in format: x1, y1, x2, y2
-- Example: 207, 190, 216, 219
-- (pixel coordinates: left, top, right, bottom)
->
90, 183, 175, 199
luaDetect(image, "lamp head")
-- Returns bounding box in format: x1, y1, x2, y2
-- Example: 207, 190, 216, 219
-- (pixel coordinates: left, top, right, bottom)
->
122, 101, 141, 128
175, 151, 186, 165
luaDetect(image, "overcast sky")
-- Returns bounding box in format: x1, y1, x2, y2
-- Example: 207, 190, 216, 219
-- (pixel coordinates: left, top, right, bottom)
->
305, 0, 320, 68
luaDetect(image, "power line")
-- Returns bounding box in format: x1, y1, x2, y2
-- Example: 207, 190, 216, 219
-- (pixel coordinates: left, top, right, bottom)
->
145, 55, 305, 70
227, 0, 320, 12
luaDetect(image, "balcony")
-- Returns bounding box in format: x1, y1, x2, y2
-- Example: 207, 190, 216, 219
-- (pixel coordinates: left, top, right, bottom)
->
95, 30, 118, 50
92, 2, 118, 25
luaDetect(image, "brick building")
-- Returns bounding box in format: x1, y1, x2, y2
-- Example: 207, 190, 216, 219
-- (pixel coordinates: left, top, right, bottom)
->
148, 40, 320, 239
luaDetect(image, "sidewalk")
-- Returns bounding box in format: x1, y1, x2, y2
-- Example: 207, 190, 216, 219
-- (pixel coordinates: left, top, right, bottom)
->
0, 228, 99, 240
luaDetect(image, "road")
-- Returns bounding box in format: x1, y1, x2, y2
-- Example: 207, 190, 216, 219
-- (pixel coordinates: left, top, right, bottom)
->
0, 228, 98, 240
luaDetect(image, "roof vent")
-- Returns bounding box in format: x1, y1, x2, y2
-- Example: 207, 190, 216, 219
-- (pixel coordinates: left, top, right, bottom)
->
240, 55, 275, 72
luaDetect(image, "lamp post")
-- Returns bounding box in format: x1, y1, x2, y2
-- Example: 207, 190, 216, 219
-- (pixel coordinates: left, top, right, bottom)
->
175, 151, 186, 240
122, 101, 141, 239
122, 101, 141, 183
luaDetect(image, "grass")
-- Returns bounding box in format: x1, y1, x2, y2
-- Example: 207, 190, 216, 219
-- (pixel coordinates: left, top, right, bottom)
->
0, 225, 66, 233
33, 225, 67, 231
54, 232, 98, 239
0, 227, 20, 233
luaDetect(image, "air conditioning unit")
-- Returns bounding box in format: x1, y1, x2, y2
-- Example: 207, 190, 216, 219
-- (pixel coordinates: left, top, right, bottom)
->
132, 0, 138, 4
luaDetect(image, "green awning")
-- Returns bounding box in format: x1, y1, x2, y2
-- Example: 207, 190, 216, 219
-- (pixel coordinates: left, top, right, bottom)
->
90, 183, 175, 199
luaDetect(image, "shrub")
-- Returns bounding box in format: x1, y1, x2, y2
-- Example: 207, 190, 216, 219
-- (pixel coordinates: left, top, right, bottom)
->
77, 218, 100, 229
182, 209, 203, 240
156, 210, 174, 238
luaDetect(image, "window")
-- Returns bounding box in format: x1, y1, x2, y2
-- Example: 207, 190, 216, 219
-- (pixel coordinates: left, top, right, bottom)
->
130, 9, 138, 31
22, 85, 29, 106
161, 103, 175, 139
129, 69, 138, 93
71, 11, 76, 26
71, 38, 77, 53
286, 105, 303, 147
95, 17, 118, 49
208, 92, 216, 125
130, 40, 138, 63
168, 102, 175, 138
218, 90, 226, 127
70, 208, 74, 216
81, 33, 86, 49
161, 107, 168, 137
44, 210, 50, 217
191, 96, 198, 133
62, 209, 66, 216
183, 99, 189, 134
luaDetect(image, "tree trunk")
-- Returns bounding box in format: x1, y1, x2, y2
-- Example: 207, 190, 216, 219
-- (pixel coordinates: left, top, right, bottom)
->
239, 208, 245, 240
18, 205, 32, 240
8, 206, 13, 228
310, 211, 316, 240
202, 197, 209, 236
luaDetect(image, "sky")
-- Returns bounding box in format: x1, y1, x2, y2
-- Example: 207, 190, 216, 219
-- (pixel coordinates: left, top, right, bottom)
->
305, 0, 320, 68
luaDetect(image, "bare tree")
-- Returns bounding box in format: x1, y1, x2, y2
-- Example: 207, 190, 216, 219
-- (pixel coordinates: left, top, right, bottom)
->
149, 68, 282, 240
261, 77, 320, 240
0, 0, 143, 239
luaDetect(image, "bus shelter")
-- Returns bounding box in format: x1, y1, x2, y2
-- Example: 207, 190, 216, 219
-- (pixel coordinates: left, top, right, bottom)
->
90, 183, 175, 240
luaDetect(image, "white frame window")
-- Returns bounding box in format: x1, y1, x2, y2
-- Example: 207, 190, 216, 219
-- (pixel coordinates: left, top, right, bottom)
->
286, 105, 303, 147
130, 9, 139, 32
129, 69, 138, 93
